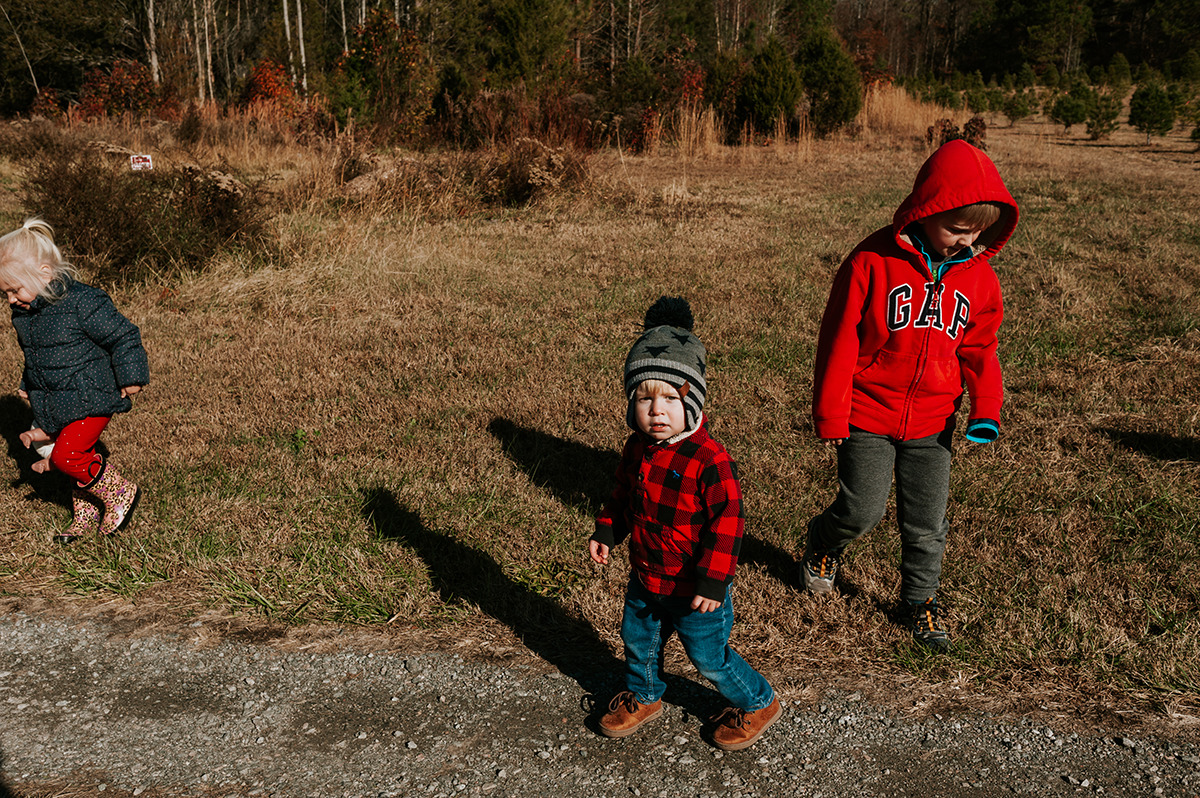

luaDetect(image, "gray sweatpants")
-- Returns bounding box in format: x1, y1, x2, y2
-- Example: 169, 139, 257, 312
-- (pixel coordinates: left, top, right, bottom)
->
809, 427, 953, 602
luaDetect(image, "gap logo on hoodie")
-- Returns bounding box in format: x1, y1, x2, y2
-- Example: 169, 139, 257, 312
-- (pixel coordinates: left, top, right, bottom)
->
887, 282, 971, 340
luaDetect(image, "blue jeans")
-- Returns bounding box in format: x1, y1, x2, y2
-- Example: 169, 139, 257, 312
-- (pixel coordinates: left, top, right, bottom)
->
621, 578, 774, 711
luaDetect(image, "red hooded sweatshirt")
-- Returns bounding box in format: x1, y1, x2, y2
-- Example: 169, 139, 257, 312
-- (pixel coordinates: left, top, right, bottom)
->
812, 140, 1020, 442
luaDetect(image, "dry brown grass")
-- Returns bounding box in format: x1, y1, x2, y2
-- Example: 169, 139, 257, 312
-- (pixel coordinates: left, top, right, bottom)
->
859, 84, 951, 145
1, 112, 1199, 730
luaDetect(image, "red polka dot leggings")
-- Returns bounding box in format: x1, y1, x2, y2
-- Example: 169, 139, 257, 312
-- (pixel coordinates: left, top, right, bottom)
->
49, 416, 110, 486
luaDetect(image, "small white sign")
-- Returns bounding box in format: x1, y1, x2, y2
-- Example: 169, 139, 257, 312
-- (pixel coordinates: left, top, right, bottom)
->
130, 154, 153, 171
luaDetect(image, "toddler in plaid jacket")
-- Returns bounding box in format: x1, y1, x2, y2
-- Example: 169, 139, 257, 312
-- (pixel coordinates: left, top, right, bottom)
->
588, 297, 780, 751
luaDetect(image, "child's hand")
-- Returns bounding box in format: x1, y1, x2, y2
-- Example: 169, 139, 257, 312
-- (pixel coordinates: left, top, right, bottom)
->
17, 389, 28, 400
19, 427, 50, 449
589, 540, 610, 565
691, 595, 721, 613
121, 385, 143, 399
822, 437, 846, 447
31, 457, 53, 474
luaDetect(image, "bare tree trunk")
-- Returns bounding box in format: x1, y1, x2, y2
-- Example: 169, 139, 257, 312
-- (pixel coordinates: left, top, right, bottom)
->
146, 0, 160, 84
295, 0, 308, 95
339, 0, 349, 52
204, 0, 216, 100
634, 0, 643, 56
609, 0, 616, 85
714, 0, 722, 53
628, 0, 638, 59
282, 0, 297, 86
192, 0, 206, 101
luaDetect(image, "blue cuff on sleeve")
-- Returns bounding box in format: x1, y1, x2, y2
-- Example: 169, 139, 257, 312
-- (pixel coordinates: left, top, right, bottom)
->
965, 418, 1000, 443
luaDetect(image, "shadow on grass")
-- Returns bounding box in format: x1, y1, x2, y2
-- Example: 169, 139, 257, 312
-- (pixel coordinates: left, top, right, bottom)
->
739, 533, 801, 589
487, 417, 620, 517
489, 416, 801, 585
361, 486, 621, 695
0, 395, 69, 511
1096, 426, 1200, 462
362, 487, 732, 723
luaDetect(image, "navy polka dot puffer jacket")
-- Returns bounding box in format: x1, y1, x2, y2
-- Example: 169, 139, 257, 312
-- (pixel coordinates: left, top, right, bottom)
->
11, 279, 150, 436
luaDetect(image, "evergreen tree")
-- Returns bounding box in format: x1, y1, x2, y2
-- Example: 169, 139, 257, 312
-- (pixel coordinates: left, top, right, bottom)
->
1002, 90, 1033, 126
735, 37, 801, 133
1129, 82, 1176, 141
480, 0, 575, 87
795, 27, 861, 137
1042, 63, 1061, 89
1086, 91, 1121, 139
1106, 52, 1132, 87
1017, 63, 1037, 88
1177, 50, 1200, 85
1050, 81, 1095, 132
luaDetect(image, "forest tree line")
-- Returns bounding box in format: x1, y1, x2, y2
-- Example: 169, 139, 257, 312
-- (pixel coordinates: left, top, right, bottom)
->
0, 0, 1197, 140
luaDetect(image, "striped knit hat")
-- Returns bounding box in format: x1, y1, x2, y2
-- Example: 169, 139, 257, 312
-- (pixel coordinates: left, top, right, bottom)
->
624, 297, 707, 432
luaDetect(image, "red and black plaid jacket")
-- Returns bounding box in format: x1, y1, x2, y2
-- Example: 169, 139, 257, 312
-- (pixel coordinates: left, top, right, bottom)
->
592, 418, 744, 601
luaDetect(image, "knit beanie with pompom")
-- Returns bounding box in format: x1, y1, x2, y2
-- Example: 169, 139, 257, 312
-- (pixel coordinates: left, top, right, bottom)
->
623, 296, 707, 432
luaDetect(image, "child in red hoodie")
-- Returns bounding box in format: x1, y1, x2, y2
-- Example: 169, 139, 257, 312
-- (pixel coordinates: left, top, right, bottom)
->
804, 140, 1019, 651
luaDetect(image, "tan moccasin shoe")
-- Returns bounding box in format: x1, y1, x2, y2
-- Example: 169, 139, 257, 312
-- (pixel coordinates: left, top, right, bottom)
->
599, 691, 663, 738
711, 696, 782, 751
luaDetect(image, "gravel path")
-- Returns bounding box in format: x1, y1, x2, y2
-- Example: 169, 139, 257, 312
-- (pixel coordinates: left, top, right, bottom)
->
1, 610, 1197, 798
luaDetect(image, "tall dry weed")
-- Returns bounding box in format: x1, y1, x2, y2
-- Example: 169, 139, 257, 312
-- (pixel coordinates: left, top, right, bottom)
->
672, 104, 723, 159
857, 84, 947, 145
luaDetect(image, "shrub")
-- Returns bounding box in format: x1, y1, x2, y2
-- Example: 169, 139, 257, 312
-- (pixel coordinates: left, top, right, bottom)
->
962, 115, 987, 148
19, 131, 269, 280
176, 104, 204, 146
475, 138, 589, 206
1129, 83, 1176, 141
926, 118, 959, 147
628, 106, 661, 154
925, 117, 986, 149
242, 60, 300, 116
29, 88, 61, 118
77, 59, 157, 118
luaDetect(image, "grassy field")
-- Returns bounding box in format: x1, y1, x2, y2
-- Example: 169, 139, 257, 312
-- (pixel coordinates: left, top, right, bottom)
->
1, 98, 1198, 726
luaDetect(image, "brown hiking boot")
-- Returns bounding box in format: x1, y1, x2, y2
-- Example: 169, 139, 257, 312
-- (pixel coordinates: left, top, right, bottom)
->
598, 691, 662, 738
711, 696, 782, 751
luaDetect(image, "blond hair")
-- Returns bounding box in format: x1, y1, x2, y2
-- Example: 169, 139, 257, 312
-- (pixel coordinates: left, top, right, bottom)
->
949, 202, 1003, 230
0, 218, 78, 301
633, 379, 682, 398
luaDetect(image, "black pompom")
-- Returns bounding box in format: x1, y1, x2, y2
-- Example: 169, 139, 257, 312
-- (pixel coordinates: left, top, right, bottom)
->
643, 296, 694, 331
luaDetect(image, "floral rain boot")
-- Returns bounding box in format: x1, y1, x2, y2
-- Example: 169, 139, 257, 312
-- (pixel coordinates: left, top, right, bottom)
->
87, 462, 140, 536
55, 489, 103, 545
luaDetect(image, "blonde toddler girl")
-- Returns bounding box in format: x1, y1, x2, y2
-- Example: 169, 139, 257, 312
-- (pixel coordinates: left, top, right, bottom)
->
0, 219, 149, 544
